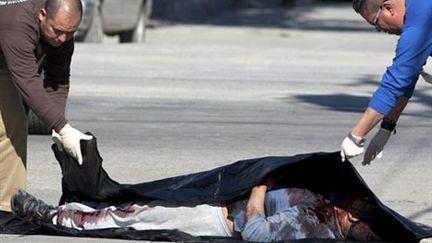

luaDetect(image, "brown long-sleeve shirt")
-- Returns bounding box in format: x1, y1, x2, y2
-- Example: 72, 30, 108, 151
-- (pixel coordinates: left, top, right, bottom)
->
0, 0, 73, 132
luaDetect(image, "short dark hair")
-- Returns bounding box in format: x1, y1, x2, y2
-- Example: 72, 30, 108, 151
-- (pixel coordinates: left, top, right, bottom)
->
44, 0, 83, 20
352, 0, 382, 15
352, 0, 365, 13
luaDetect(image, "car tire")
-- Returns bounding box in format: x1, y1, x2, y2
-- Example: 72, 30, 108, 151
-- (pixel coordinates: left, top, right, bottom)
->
119, 4, 147, 43
27, 107, 51, 135
78, 2, 103, 43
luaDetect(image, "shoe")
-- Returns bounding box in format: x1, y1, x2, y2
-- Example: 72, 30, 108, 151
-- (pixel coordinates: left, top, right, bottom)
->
10, 189, 56, 224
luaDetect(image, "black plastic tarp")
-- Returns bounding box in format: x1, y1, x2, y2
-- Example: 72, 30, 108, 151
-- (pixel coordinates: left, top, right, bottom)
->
2, 136, 432, 242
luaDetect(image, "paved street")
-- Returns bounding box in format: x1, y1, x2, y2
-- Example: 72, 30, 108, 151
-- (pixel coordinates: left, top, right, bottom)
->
2, 0, 432, 242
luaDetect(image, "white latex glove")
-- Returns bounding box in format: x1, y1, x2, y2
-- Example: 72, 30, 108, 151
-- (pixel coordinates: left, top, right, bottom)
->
51, 130, 63, 151
362, 128, 391, 166
340, 133, 365, 162
58, 124, 93, 165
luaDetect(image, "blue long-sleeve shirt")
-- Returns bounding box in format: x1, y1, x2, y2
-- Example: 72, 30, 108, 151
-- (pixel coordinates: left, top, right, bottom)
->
229, 188, 342, 242
369, 0, 432, 115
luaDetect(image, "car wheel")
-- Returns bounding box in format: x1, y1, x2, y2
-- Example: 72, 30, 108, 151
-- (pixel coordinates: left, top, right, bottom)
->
119, 4, 147, 43
27, 107, 51, 135
78, 2, 103, 43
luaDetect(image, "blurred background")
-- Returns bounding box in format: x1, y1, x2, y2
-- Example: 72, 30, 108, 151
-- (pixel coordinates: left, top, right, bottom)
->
74, 0, 355, 43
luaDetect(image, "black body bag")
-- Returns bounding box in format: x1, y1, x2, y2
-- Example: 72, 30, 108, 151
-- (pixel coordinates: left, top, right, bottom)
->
2, 136, 432, 242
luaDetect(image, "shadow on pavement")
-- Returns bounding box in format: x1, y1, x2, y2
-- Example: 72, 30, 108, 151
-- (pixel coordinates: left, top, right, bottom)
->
295, 93, 369, 112
282, 73, 432, 118
292, 92, 432, 118
152, 0, 373, 33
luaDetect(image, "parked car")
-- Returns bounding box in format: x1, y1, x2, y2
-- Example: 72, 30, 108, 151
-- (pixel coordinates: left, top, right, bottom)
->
75, 0, 153, 43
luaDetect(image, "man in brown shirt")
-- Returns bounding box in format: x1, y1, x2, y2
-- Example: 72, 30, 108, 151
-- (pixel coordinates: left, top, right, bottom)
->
0, 0, 92, 221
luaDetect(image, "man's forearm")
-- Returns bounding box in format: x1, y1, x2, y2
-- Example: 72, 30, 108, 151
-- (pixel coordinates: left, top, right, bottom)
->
46, 84, 69, 117
385, 96, 408, 122
351, 107, 383, 137
244, 185, 267, 221
351, 96, 408, 137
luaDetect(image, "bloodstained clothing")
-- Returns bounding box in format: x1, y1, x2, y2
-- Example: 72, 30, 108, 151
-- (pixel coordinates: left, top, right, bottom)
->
0, 0, 72, 131
229, 188, 343, 241
49, 187, 343, 242
53, 200, 232, 237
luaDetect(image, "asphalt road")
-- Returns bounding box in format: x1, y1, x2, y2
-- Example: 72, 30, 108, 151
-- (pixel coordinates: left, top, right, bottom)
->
2, 0, 432, 242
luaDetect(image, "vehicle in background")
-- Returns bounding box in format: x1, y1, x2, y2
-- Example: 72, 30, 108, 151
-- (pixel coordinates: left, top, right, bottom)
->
75, 0, 153, 43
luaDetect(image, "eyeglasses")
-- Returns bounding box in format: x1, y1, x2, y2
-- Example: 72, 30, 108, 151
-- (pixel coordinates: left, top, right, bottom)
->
370, 7, 382, 26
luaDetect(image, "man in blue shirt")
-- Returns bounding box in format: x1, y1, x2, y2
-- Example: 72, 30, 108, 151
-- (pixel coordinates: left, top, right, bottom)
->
341, 0, 432, 164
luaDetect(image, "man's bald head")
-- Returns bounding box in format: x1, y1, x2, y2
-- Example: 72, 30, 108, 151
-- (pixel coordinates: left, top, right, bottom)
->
39, 0, 83, 46
44, 0, 82, 20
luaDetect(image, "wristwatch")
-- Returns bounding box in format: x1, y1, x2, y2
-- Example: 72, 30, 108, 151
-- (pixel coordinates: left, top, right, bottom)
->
347, 133, 365, 147
380, 118, 397, 132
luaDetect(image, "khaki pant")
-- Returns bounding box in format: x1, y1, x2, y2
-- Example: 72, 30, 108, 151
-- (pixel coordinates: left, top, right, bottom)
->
0, 57, 27, 212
